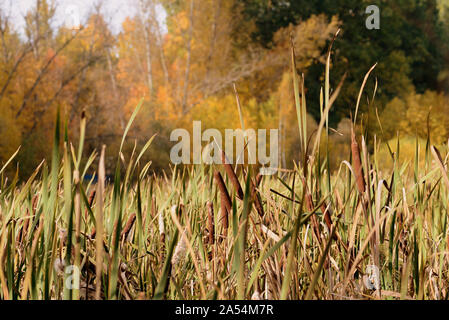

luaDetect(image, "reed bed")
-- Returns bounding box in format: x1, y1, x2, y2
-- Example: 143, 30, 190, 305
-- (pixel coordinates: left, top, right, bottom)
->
1, 36, 449, 300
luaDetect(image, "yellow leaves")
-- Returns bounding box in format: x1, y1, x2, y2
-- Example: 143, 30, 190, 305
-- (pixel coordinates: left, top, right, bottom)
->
124, 86, 148, 116
188, 94, 241, 130
178, 12, 190, 31
273, 14, 341, 67
381, 90, 449, 144
376, 136, 431, 173
0, 0, 347, 176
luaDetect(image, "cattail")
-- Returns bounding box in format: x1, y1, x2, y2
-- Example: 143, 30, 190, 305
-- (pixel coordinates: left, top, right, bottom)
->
221, 150, 243, 200
214, 170, 232, 212
351, 126, 366, 194
120, 213, 136, 240
171, 230, 188, 265
214, 170, 231, 236
88, 190, 96, 205
206, 201, 215, 245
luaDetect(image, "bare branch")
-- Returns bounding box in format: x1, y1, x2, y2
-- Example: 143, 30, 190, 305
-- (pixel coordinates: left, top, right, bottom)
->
15, 27, 84, 118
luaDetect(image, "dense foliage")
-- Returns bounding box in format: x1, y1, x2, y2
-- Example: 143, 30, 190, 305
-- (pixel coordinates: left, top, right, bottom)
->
0, 0, 448, 178
240, 0, 449, 125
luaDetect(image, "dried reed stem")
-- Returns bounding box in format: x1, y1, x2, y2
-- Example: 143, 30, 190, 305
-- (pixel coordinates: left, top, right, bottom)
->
206, 201, 215, 245
95, 145, 105, 300
351, 126, 366, 194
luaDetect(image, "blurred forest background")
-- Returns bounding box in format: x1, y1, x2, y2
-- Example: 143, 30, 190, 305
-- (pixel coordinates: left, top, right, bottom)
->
1, 0, 449, 178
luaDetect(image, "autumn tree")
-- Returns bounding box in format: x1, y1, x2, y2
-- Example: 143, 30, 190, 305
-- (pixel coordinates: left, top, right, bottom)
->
239, 0, 449, 126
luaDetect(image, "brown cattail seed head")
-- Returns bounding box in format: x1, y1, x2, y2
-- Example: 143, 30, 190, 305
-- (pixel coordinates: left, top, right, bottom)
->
121, 213, 136, 240
214, 170, 232, 212
221, 150, 243, 200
